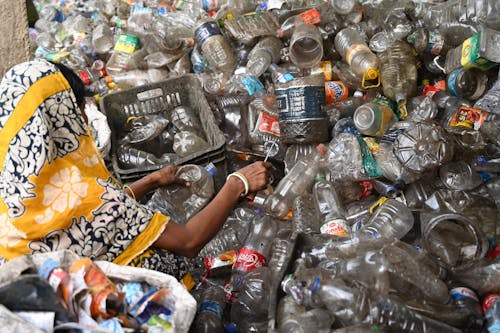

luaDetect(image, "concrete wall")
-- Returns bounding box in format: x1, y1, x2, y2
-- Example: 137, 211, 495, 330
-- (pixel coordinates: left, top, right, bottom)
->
0, 0, 30, 78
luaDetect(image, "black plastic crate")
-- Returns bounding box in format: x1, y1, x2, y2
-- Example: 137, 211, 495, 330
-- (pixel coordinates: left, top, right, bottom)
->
100, 75, 226, 182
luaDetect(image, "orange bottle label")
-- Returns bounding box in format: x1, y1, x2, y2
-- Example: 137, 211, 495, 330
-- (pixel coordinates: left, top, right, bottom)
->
325, 81, 349, 104
299, 8, 321, 25
449, 106, 489, 130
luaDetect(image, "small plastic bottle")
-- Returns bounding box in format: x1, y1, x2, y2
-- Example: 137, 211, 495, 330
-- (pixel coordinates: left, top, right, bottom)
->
312, 175, 350, 238
194, 16, 236, 78
191, 286, 226, 333
277, 3, 337, 39
334, 28, 380, 82
264, 145, 327, 219
245, 37, 283, 78
357, 198, 414, 240
106, 34, 141, 75
105, 68, 169, 89
377, 41, 418, 115
439, 160, 484, 191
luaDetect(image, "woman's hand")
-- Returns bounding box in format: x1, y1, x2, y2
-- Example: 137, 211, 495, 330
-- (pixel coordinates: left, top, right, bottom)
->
236, 161, 272, 193
152, 165, 188, 188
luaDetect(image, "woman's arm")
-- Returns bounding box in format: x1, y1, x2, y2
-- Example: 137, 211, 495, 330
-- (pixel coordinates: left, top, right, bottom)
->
125, 165, 184, 201
153, 161, 271, 257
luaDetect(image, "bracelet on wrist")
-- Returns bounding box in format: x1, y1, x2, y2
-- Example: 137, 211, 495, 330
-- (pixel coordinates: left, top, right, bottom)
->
226, 172, 249, 197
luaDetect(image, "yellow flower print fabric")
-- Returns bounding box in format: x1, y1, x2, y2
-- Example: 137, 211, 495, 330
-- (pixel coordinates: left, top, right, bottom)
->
0, 59, 168, 264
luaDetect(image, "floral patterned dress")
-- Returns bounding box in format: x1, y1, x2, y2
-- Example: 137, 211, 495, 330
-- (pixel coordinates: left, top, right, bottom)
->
0, 59, 188, 280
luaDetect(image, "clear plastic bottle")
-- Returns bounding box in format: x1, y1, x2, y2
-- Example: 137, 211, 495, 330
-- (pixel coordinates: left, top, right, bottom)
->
172, 131, 210, 158
277, 295, 307, 332
106, 34, 141, 75
246, 94, 282, 155
353, 101, 397, 137
194, 16, 236, 78
484, 293, 500, 333
334, 28, 380, 83
268, 237, 293, 279
439, 160, 484, 190
377, 41, 418, 115
191, 286, 226, 333
474, 67, 500, 114
230, 267, 272, 333
406, 95, 439, 122
245, 37, 283, 78
264, 145, 327, 219
170, 105, 205, 139
116, 145, 176, 169
408, 28, 449, 56
279, 308, 334, 333
282, 274, 461, 332
284, 144, 317, 174
105, 68, 169, 89
288, 21, 324, 69
312, 176, 351, 238
447, 67, 488, 100
277, 3, 337, 39
231, 215, 277, 287
357, 198, 414, 240
444, 32, 497, 74
292, 194, 321, 234
92, 23, 115, 55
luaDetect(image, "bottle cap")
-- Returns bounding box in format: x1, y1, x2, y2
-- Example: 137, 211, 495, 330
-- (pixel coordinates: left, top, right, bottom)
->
365, 68, 379, 80
105, 75, 113, 84
315, 144, 327, 155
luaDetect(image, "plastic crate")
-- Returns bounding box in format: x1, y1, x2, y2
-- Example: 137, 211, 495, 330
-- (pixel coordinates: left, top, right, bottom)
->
100, 74, 226, 181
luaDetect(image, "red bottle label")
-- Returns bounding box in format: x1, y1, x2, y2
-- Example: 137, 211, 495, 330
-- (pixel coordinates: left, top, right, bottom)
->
299, 8, 321, 25
258, 113, 280, 136
483, 294, 500, 313
233, 247, 266, 272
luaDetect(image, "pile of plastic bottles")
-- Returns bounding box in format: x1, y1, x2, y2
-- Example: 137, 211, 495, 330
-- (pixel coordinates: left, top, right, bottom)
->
27, 0, 500, 332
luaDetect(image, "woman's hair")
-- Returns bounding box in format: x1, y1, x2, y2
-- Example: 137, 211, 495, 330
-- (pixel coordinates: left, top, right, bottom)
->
52, 62, 85, 107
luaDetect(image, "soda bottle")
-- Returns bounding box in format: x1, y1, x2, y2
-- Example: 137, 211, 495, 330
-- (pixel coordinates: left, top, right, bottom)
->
264, 145, 327, 219
334, 28, 380, 84
191, 286, 226, 333
312, 175, 351, 238
194, 16, 236, 78
245, 37, 283, 78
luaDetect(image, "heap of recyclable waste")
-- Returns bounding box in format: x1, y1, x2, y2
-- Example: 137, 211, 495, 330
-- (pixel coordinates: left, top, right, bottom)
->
18, 0, 500, 332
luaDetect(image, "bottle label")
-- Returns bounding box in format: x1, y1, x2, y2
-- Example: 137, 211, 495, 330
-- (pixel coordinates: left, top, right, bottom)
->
299, 8, 321, 25
320, 61, 333, 81
483, 294, 500, 313
320, 218, 350, 237
114, 34, 140, 54
448, 106, 489, 130
447, 68, 462, 97
45, 52, 70, 63
275, 85, 326, 121
380, 128, 406, 144
450, 287, 479, 302
345, 44, 371, 66
78, 69, 92, 86
276, 72, 295, 84
325, 81, 348, 104
233, 247, 266, 272
359, 180, 374, 199
427, 30, 444, 55
257, 112, 281, 136
199, 300, 223, 318
241, 76, 264, 96
194, 22, 222, 48
461, 34, 496, 70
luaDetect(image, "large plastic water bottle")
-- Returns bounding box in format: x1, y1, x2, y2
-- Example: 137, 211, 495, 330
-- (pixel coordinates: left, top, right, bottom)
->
191, 286, 226, 333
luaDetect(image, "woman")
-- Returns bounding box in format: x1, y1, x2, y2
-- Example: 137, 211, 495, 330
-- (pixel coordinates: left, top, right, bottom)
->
0, 59, 271, 280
